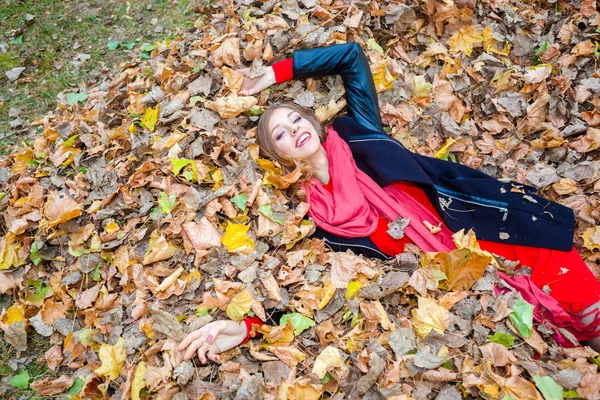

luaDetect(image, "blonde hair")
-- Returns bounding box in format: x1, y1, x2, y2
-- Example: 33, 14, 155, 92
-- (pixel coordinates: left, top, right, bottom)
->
257, 102, 327, 203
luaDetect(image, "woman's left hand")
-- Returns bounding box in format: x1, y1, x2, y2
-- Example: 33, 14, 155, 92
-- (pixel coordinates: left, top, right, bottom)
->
177, 320, 247, 363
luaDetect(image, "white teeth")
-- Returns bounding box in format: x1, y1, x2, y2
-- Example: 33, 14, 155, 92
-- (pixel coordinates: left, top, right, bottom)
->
298, 133, 310, 145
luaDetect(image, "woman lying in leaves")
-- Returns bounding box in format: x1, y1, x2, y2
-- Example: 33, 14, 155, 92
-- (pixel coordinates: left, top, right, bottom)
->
178, 42, 600, 362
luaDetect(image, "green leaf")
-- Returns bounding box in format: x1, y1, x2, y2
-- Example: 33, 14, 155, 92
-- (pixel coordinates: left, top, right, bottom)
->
196, 307, 209, 317
189, 96, 203, 107
367, 38, 384, 55
230, 194, 247, 211
258, 204, 284, 224
158, 191, 176, 214
563, 390, 579, 398
107, 40, 120, 50
509, 294, 534, 338
533, 375, 564, 400
66, 92, 88, 105
10, 35, 23, 45
67, 378, 84, 395
78, 167, 88, 174
502, 396, 517, 400
123, 41, 136, 50
62, 134, 80, 147
246, 105, 264, 116
170, 158, 191, 175
92, 265, 101, 281
320, 371, 332, 383
141, 43, 156, 52
280, 313, 316, 335
10, 370, 30, 389
25, 283, 49, 306
488, 332, 515, 348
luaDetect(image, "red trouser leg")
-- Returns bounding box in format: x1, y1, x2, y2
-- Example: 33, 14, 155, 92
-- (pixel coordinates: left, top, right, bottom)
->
479, 240, 600, 314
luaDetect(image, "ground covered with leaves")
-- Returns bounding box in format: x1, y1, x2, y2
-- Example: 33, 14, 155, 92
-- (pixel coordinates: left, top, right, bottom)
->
1, 0, 600, 399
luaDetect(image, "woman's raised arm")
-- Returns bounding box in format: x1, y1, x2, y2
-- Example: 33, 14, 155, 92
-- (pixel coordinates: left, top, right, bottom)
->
239, 42, 382, 133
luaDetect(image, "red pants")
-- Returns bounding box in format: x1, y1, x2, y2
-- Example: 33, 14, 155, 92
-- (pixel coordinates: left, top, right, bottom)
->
376, 182, 600, 315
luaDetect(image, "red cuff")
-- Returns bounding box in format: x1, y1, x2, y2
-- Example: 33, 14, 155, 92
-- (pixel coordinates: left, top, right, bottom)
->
272, 58, 293, 84
241, 316, 264, 344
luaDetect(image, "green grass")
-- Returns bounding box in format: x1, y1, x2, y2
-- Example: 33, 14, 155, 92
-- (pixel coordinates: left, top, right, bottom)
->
0, 0, 197, 145
0, 330, 56, 399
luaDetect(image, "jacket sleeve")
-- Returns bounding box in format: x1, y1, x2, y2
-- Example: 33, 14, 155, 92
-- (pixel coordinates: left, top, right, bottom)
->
288, 42, 383, 133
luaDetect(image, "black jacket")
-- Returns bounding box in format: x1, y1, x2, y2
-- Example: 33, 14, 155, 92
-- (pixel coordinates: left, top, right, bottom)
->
289, 42, 575, 259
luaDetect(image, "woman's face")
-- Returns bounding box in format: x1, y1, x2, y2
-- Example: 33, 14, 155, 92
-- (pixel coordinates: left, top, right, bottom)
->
267, 107, 321, 160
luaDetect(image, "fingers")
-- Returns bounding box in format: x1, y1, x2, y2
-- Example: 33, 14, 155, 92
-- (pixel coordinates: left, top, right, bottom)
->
178, 327, 207, 351
196, 342, 210, 364
183, 336, 206, 361
207, 349, 220, 363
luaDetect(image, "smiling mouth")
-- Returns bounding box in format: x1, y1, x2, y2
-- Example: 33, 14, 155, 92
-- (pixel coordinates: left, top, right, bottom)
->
296, 131, 311, 147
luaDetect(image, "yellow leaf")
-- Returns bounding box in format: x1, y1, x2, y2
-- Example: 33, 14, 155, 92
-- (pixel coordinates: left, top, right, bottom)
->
411, 297, 450, 338
204, 95, 258, 118
11, 148, 34, 174
104, 221, 119, 235
447, 26, 483, 55
0, 233, 20, 271
370, 59, 395, 93
482, 27, 511, 56
312, 346, 346, 379
143, 230, 178, 265
2, 303, 26, 326
316, 280, 336, 310
95, 338, 126, 381
226, 288, 254, 321
582, 226, 600, 251
345, 280, 361, 299
131, 361, 146, 400
434, 137, 456, 159
141, 105, 160, 131
255, 320, 295, 347
315, 98, 346, 123
256, 158, 281, 174
222, 222, 255, 254
286, 379, 323, 400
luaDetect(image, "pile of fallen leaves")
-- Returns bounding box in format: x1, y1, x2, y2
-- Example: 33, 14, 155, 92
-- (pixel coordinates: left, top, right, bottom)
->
2, 0, 600, 398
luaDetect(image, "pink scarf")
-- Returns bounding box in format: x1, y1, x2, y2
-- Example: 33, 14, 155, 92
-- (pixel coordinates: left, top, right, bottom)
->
302, 126, 454, 253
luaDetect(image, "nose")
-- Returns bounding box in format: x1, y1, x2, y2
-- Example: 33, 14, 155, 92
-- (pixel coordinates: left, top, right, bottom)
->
291, 125, 299, 136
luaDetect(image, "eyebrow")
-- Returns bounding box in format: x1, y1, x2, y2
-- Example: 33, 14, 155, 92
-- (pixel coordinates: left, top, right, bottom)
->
271, 111, 296, 136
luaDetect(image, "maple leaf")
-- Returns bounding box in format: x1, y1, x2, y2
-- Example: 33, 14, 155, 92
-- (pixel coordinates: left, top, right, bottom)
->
95, 338, 126, 381
411, 297, 450, 338
447, 26, 483, 55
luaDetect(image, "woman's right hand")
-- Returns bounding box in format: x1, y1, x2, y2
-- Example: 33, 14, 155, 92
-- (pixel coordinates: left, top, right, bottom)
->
238, 66, 277, 96
177, 320, 247, 363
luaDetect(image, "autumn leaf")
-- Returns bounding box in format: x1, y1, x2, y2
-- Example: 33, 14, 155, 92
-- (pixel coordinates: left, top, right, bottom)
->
370, 59, 395, 93
226, 288, 254, 321
582, 226, 600, 251
43, 191, 83, 228
204, 95, 258, 118
411, 297, 450, 338
435, 248, 491, 291
312, 346, 346, 379
221, 222, 255, 254
131, 361, 146, 400
447, 26, 483, 55
141, 104, 160, 131
182, 218, 222, 251
95, 338, 126, 380
143, 230, 179, 265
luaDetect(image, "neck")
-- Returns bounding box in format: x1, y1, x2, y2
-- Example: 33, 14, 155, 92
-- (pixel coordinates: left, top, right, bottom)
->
307, 145, 329, 184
